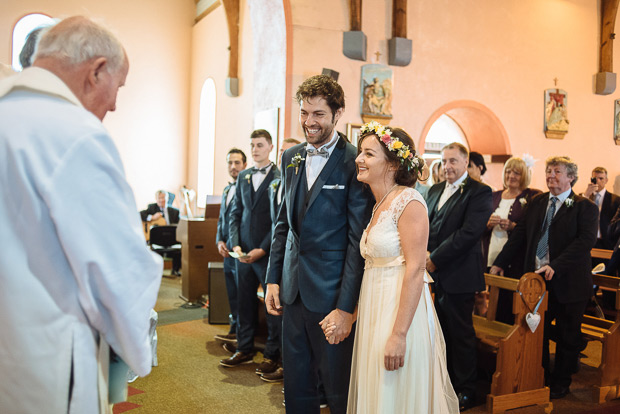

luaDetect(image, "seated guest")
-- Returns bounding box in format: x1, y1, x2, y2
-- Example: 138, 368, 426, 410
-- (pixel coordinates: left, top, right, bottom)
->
582, 166, 620, 249
140, 190, 180, 225
482, 157, 541, 323
491, 156, 598, 399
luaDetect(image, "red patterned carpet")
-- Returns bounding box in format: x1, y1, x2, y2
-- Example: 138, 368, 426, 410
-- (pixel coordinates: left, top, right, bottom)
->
112, 386, 144, 413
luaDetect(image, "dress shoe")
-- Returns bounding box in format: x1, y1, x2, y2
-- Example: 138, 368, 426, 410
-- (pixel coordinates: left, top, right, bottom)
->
255, 358, 279, 375
261, 367, 284, 382
550, 385, 570, 399
214, 333, 237, 342
458, 393, 475, 412
222, 342, 236, 354
219, 351, 254, 367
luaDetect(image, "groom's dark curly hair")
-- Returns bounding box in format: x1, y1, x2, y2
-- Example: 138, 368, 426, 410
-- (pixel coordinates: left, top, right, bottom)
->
295, 75, 345, 119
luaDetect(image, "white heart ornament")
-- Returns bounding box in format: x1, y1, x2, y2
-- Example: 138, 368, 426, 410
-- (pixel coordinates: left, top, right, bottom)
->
525, 312, 541, 333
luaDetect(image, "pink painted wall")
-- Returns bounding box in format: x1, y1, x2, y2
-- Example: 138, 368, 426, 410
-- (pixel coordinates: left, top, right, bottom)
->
188, 1, 256, 200
0, 0, 194, 209
288, 0, 620, 193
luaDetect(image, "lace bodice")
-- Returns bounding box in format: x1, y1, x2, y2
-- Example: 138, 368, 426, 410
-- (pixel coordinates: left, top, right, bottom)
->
360, 187, 427, 259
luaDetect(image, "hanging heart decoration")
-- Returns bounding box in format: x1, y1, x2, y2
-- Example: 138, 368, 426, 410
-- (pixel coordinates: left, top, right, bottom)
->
517, 290, 546, 333
525, 312, 541, 333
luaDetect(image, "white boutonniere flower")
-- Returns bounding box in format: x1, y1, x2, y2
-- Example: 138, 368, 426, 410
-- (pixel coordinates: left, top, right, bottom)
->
519, 197, 527, 206
565, 198, 574, 208
245, 173, 252, 183
459, 179, 467, 194
270, 181, 278, 190
287, 153, 305, 175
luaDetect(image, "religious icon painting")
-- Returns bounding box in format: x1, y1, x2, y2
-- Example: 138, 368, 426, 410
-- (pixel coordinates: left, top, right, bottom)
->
544, 89, 569, 139
614, 99, 620, 145
361, 64, 393, 122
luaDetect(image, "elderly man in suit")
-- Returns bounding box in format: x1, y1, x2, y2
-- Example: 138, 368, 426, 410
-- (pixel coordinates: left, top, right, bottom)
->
140, 190, 180, 225
491, 156, 598, 399
425, 142, 493, 411
221, 130, 282, 377
214, 148, 247, 344
265, 75, 373, 414
582, 166, 620, 249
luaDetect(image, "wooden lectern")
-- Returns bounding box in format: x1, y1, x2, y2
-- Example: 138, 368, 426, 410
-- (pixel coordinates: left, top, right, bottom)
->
176, 218, 220, 302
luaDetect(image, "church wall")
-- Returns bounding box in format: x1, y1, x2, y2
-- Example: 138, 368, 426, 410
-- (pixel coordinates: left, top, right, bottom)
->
0, 0, 194, 209
188, 1, 256, 200
288, 0, 620, 193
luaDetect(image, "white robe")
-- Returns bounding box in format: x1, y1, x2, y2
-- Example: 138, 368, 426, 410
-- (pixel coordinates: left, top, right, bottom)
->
0, 68, 163, 413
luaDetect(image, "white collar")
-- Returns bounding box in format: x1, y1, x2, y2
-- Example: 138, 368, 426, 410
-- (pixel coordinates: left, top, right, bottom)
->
448, 171, 468, 188
0, 67, 83, 109
550, 188, 572, 203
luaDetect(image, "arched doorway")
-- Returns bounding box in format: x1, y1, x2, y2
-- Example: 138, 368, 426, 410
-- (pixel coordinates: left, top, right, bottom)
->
420, 100, 511, 188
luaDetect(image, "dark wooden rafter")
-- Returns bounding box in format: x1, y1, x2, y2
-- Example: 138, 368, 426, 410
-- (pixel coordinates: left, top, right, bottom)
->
392, 0, 407, 38
600, 0, 620, 73
221, 0, 239, 79
349, 0, 362, 31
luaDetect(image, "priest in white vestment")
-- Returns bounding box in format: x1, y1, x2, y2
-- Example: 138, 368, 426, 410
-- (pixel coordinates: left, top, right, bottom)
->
0, 16, 162, 413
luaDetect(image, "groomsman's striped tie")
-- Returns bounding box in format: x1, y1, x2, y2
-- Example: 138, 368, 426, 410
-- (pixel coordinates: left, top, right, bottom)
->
536, 197, 558, 260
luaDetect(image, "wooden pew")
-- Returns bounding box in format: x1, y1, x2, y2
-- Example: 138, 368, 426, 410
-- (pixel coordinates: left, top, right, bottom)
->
473, 272, 552, 414
583, 273, 620, 403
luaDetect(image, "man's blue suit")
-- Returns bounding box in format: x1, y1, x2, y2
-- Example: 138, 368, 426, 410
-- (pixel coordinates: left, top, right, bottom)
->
215, 182, 238, 334
267, 135, 373, 414
229, 165, 281, 360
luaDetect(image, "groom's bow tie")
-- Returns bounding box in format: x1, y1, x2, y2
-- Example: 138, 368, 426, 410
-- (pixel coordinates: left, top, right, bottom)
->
306, 147, 329, 158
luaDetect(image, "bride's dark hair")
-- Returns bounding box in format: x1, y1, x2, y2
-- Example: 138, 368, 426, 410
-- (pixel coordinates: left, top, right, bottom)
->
358, 127, 424, 187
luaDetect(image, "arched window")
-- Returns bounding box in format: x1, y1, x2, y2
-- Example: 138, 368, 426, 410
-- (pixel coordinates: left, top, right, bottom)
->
197, 78, 216, 208
422, 114, 468, 160
12, 13, 55, 71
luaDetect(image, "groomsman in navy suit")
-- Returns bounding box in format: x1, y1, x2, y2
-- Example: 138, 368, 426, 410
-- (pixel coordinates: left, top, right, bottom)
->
214, 148, 247, 343
425, 143, 493, 411
265, 75, 373, 414
268, 138, 301, 228
221, 130, 281, 377
492, 156, 598, 399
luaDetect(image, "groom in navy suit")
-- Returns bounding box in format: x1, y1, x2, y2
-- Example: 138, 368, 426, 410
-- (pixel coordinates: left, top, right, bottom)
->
265, 75, 373, 414
425, 143, 492, 411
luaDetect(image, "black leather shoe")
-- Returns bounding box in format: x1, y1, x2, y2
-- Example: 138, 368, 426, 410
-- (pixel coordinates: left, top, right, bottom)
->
550, 385, 570, 399
222, 342, 236, 354
255, 358, 278, 375
261, 367, 284, 382
219, 351, 254, 367
458, 393, 475, 412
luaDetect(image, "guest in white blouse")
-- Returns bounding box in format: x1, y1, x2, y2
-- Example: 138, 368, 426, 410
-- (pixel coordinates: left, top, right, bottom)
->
481, 157, 541, 323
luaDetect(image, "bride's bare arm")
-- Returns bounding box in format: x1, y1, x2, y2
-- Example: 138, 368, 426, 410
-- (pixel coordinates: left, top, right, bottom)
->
384, 200, 429, 371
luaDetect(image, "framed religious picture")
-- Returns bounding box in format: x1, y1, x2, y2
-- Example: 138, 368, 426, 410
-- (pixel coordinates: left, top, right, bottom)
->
360, 64, 393, 122
614, 100, 620, 145
346, 123, 362, 147
544, 89, 569, 139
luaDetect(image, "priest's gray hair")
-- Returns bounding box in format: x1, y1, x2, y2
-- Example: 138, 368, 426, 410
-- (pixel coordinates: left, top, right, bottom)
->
546, 156, 578, 186
34, 16, 126, 74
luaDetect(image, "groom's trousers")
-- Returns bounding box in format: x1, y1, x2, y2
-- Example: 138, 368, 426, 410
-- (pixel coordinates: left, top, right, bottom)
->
282, 296, 354, 414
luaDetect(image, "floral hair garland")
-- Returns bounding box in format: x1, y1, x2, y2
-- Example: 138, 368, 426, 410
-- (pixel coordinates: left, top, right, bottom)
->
359, 121, 422, 172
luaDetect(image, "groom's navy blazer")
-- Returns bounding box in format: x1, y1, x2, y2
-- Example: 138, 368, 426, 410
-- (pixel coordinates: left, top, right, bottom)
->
426, 177, 493, 294
266, 134, 373, 314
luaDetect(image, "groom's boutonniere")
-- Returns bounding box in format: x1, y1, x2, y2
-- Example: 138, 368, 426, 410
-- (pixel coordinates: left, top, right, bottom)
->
287, 153, 305, 175
270, 181, 279, 190
244, 172, 252, 183
519, 197, 527, 206
565, 197, 574, 208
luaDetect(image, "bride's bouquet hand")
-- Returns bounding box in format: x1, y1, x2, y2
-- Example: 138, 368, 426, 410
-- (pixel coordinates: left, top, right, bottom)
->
384, 334, 406, 371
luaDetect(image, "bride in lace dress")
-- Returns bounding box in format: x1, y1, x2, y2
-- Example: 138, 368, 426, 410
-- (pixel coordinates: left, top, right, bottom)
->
324, 124, 458, 413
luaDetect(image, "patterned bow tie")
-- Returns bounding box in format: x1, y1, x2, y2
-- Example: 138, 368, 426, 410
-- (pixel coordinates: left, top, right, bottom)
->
251, 165, 270, 174
306, 147, 329, 158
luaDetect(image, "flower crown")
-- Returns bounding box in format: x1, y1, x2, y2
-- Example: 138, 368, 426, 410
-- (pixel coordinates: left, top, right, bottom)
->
359, 121, 422, 172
